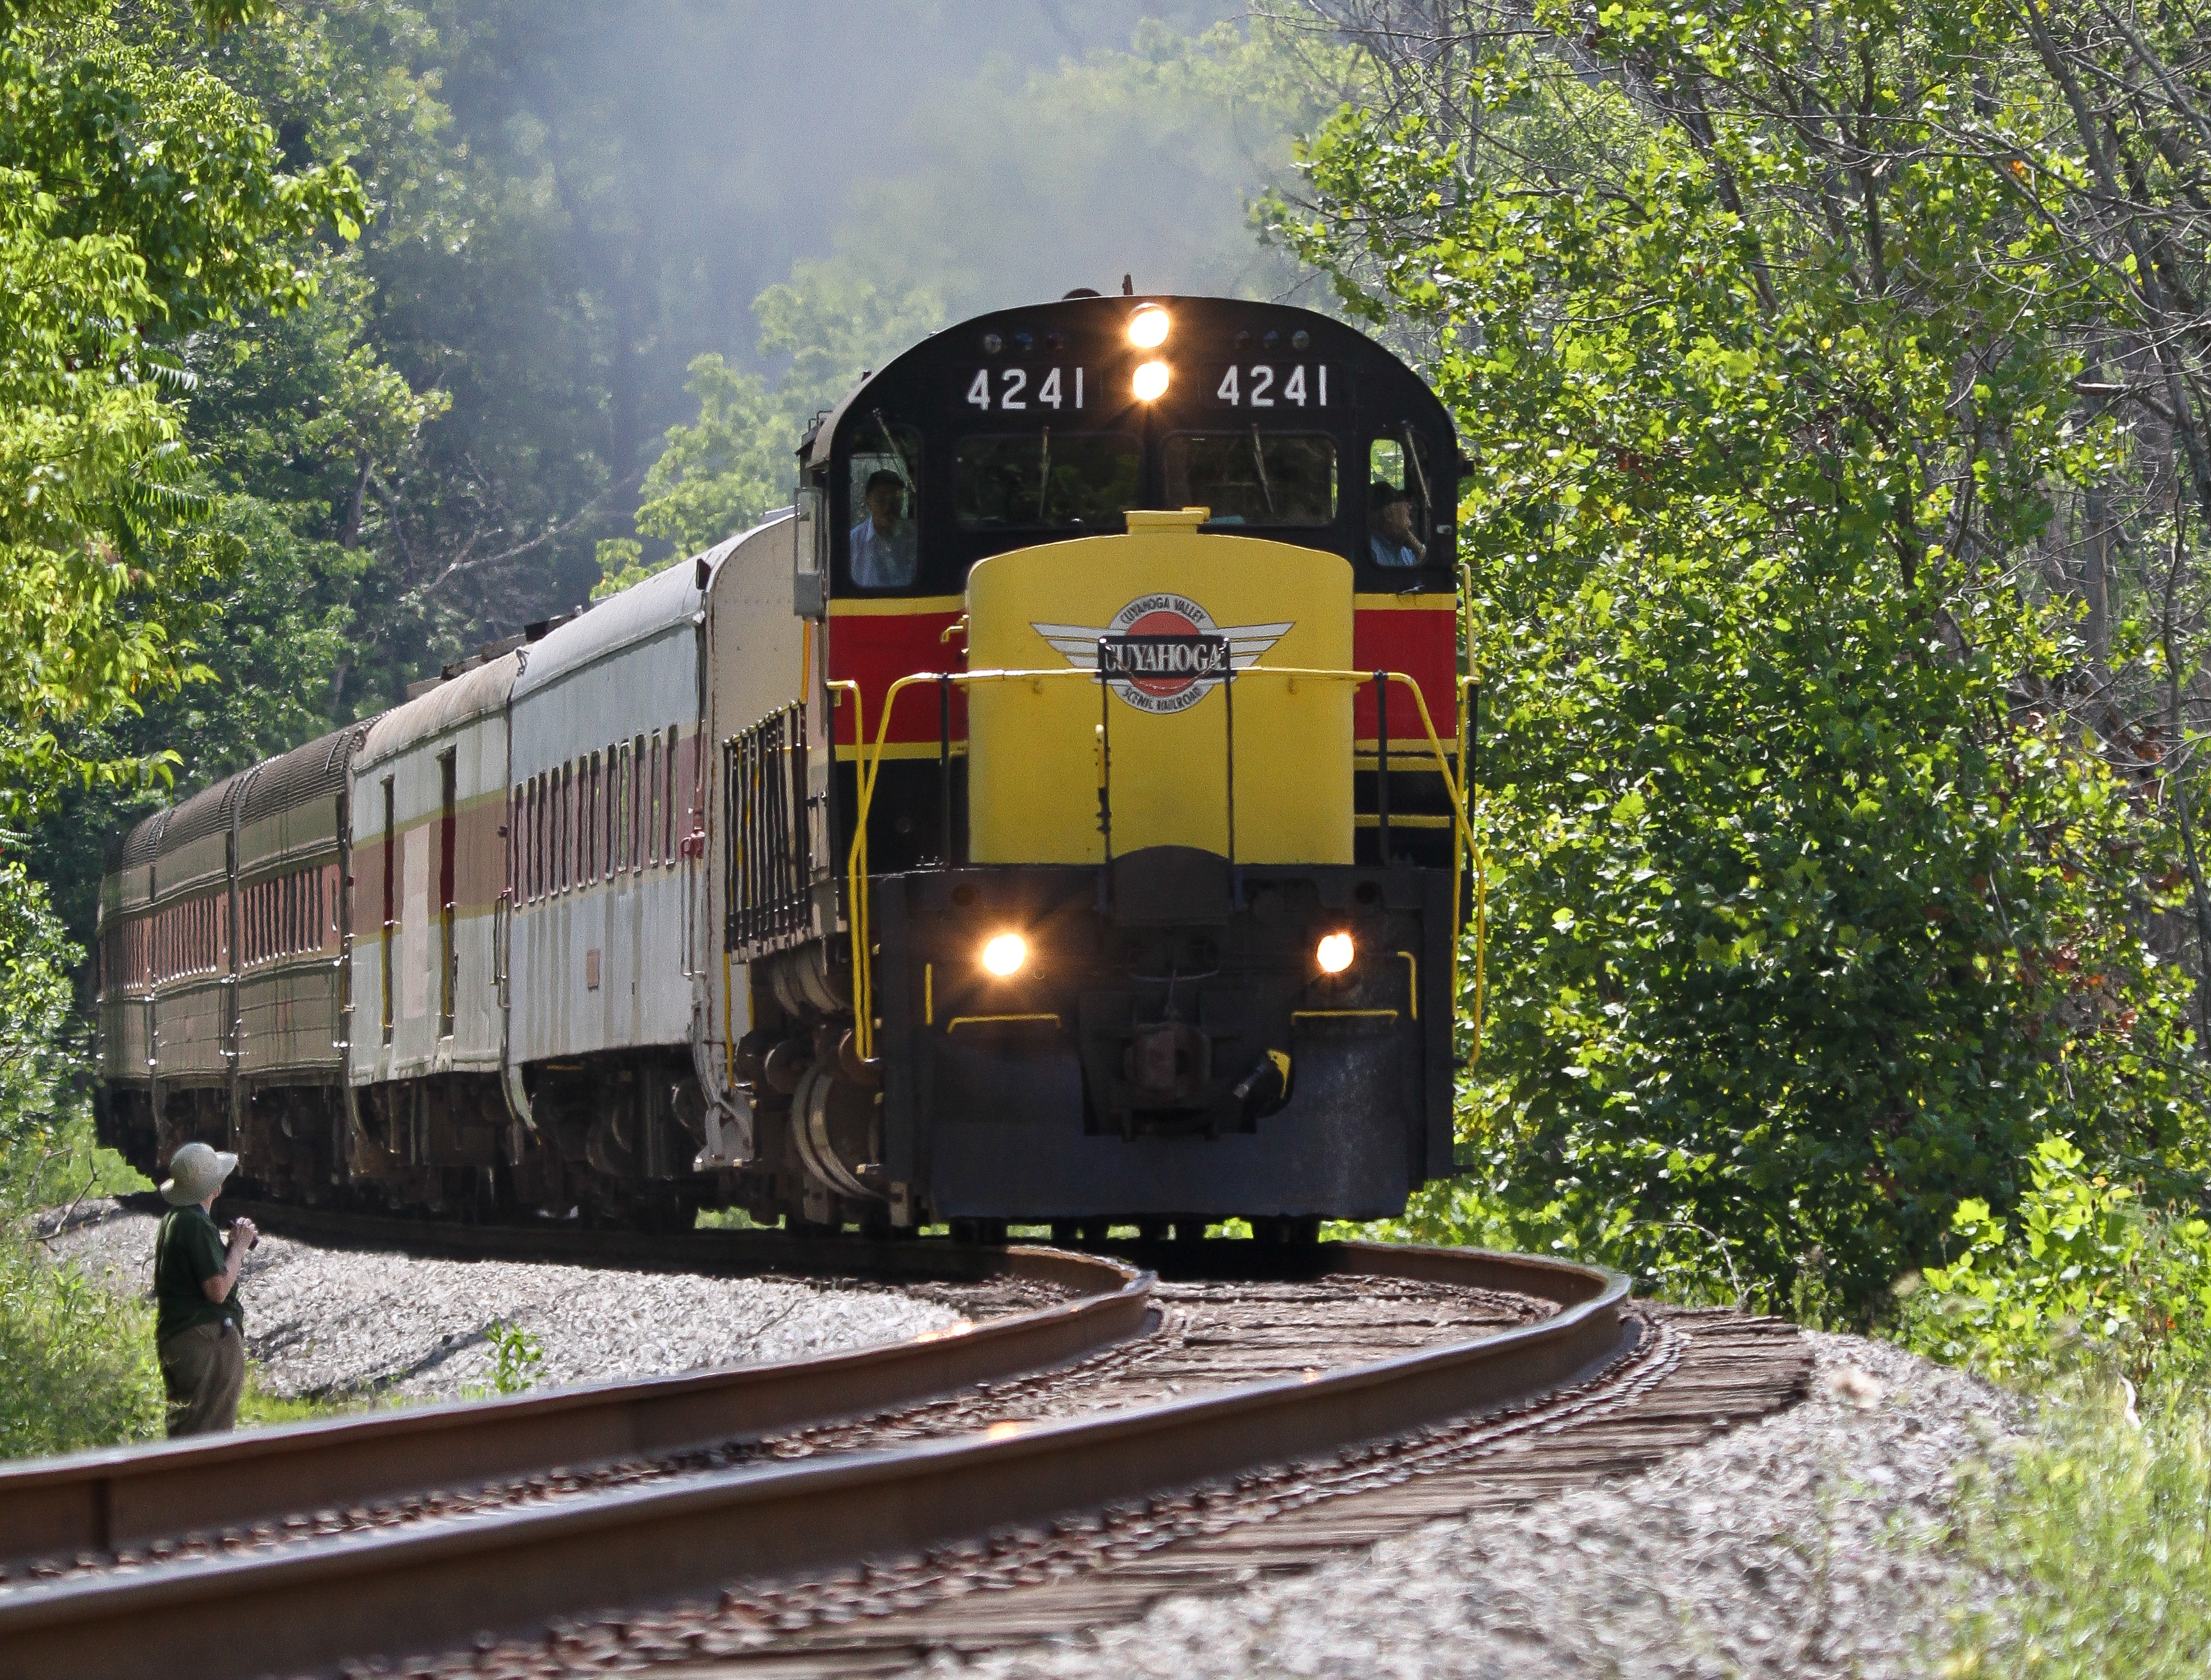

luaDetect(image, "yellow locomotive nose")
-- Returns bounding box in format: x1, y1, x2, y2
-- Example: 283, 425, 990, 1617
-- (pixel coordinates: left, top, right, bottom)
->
964, 509, 1353, 866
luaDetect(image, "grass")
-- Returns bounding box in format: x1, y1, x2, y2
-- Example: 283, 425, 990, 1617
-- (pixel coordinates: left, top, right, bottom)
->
693, 1205, 763, 1230
235, 1372, 370, 1429
1940, 1375, 2211, 1677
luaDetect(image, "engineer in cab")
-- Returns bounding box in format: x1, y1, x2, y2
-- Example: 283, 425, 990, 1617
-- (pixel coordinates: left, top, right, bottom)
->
851, 468, 919, 587
1370, 481, 1427, 568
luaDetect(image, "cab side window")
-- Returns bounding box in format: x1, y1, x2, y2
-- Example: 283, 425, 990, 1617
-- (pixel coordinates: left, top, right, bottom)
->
844, 424, 923, 589
1367, 434, 1437, 570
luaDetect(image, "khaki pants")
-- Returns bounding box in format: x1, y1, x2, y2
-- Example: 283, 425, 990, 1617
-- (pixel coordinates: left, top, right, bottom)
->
158, 1320, 244, 1437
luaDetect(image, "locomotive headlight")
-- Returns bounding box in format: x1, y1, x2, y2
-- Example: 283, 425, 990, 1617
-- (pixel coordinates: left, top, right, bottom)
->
1315, 932, 1355, 974
981, 933, 1028, 978
1127, 304, 1171, 349
1132, 360, 1171, 402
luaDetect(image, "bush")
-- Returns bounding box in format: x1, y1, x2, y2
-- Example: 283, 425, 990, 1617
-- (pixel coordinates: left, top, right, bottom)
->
1282, 13, 2206, 1320
0, 858, 161, 1459
1898, 1137, 2211, 1390
1944, 1379, 2211, 1679
0, 1239, 161, 1459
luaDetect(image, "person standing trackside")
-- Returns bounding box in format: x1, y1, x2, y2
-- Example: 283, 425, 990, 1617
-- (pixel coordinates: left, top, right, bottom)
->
153, 1141, 256, 1436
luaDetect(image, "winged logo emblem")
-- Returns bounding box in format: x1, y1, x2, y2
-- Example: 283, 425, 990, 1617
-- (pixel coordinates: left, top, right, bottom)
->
1033, 592, 1294, 715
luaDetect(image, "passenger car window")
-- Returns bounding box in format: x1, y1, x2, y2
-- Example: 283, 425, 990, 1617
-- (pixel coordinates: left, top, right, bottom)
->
846, 422, 922, 588
955, 434, 1139, 531
1164, 433, 1337, 527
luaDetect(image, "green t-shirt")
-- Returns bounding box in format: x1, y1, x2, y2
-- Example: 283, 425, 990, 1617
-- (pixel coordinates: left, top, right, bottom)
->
154, 1205, 242, 1342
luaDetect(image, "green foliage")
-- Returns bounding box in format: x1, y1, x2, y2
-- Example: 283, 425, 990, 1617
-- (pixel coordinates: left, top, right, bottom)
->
600, 264, 946, 587
0, 1, 365, 811
1282, 1, 2204, 1313
235, 1372, 360, 1428
475, 1317, 543, 1398
0, 857, 143, 1213
17, 12, 447, 938
1899, 1137, 2211, 1388
0, 1, 353, 1455
0, 858, 157, 1460
0, 859, 79, 1196
1944, 1379, 2211, 1680
0, 1239, 161, 1459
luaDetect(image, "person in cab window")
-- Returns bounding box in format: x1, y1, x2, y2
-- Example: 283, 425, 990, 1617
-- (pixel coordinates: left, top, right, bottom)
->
850, 470, 918, 587
1370, 482, 1427, 568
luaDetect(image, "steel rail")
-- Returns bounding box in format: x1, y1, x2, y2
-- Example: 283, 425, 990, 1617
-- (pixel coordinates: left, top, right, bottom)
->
204, 1195, 1127, 1281
0, 1242, 1628, 1680
0, 1226, 1147, 1573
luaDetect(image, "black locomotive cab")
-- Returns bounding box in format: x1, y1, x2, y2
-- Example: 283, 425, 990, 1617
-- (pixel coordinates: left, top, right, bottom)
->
802, 294, 1461, 604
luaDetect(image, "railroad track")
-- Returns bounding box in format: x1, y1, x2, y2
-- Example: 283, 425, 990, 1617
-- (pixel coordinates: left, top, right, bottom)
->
1, 1219, 1145, 1580
0, 1226, 1807, 1680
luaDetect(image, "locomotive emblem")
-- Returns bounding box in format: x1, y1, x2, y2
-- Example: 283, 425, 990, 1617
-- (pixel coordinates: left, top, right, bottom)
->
1033, 594, 1293, 715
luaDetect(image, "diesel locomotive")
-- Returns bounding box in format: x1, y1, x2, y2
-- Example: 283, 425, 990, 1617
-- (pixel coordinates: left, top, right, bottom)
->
96, 291, 1475, 1237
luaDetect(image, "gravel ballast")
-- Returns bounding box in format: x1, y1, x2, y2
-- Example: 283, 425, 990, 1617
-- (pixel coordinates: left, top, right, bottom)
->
50, 1203, 964, 1404
901, 1331, 2017, 1680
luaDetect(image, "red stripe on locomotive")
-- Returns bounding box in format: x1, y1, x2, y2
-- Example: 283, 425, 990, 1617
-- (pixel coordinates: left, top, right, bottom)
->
828, 608, 967, 750
1351, 605, 1459, 747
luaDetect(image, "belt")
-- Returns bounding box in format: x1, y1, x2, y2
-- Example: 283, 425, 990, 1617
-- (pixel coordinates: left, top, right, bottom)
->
182, 1317, 238, 1338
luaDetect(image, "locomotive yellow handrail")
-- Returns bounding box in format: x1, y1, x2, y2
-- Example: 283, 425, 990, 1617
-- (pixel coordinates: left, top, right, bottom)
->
847, 667, 1094, 1059
825, 679, 865, 1047
1246, 666, 1482, 1065
1461, 673, 1488, 1074
844, 663, 1485, 1067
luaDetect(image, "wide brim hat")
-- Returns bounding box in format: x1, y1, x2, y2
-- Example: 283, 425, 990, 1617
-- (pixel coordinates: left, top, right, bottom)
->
159, 1141, 239, 1206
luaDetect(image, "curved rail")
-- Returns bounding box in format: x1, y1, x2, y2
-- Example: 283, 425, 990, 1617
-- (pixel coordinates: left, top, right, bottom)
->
0, 1241, 1628, 1680
0, 1231, 1148, 1571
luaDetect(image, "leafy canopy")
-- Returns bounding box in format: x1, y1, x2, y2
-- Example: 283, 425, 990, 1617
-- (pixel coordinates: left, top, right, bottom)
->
1286, 0, 2201, 1310
0, 0, 363, 809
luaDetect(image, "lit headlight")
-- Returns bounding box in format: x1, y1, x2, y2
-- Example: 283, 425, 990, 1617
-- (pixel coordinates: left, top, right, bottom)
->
981, 933, 1028, 977
1315, 932, 1354, 974
1127, 304, 1170, 349
1132, 360, 1171, 402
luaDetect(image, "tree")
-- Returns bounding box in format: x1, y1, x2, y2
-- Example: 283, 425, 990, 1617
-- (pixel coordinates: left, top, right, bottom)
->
0, 0, 363, 1460
0, 0, 363, 813
15, 2, 447, 944
594, 263, 947, 592
1277, 0, 2203, 1309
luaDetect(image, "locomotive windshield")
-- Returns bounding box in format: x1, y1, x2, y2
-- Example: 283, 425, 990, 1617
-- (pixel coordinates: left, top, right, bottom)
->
1163, 432, 1337, 527
954, 432, 1140, 532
